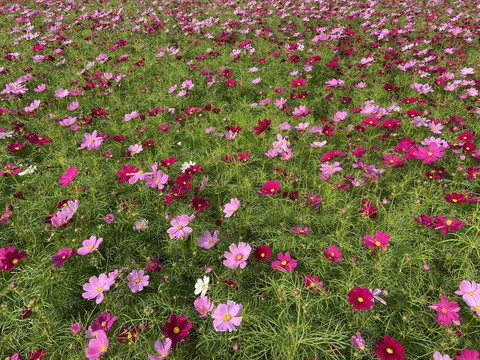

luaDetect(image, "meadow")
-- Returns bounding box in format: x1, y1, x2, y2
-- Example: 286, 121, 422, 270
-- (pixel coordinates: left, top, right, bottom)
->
1, 0, 480, 359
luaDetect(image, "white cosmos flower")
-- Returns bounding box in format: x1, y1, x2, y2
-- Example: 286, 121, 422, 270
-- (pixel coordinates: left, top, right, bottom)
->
181, 161, 195, 173
18, 165, 37, 176
194, 276, 210, 297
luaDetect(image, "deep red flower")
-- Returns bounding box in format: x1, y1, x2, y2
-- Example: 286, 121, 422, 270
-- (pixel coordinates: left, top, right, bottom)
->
161, 313, 192, 349
185, 164, 202, 175
373, 336, 405, 360
29, 349, 45, 360
236, 152, 250, 162
224, 279, 238, 290
254, 245, 271, 261
145, 257, 162, 273
347, 287, 374, 310
175, 173, 192, 187
6, 141, 25, 153
20, 305, 32, 319
253, 119, 271, 135
160, 157, 176, 168
190, 196, 209, 213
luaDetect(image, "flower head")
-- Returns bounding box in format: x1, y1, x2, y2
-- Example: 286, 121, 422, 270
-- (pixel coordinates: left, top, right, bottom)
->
127, 269, 149, 293
194, 296, 214, 317
374, 336, 405, 360
348, 287, 374, 310
428, 296, 461, 326
59, 166, 77, 187
52, 247, 75, 267
194, 276, 210, 297
223, 198, 240, 218
271, 251, 297, 272
364, 231, 389, 251
85, 330, 108, 360
148, 338, 172, 360
223, 242, 252, 269
77, 236, 103, 255
0, 245, 27, 271
160, 313, 192, 349
211, 301, 243, 332
198, 230, 219, 249
82, 273, 115, 304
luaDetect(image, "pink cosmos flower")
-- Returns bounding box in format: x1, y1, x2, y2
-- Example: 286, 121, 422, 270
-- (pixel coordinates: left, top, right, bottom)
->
82, 273, 115, 304
52, 247, 75, 267
455, 349, 479, 360
433, 352, 452, 360
194, 295, 214, 317
324, 245, 342, 264
352, 332, 365, 350
428, 296, 461, 326
291, 226, 311, 237
363, 231, 389, 251
148, 338, 172, 360
433, 215, 465, 235
77, 236, 103, 255
34, 83, 46, 92
223, 242, 252, 269
223, 198, 240, 218
127, 269, 149, 293
103, 214, 115, 223
59, 166, 77, 187
145, 170, 169, 190
167, 214, 195, 240
85, 330, 108, 360
70, 322, 82, 334
455, 280, 480, 299
272, 134, 290, 152
51, 199, 79, 227
198, 230, 219, 249
414, 143, 445, 164
77, 130, 104, 150
271, 252, 297, 272
54, 88, 69, 98
211, 301, 243, 332
67, 101, 79, 111
124, 111, 139, 121
320, 162, 343, 176
59, 116, 76, 126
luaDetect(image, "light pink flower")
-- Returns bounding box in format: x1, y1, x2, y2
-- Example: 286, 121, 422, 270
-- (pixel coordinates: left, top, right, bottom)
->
211, 301, 243, 332
223, 242, 251, 269
145, 170, 169, 190
67, 101, 79, 111
82, 273, 115, 304
194, 296, 214, 317
127, 269, 149, 293
167, 215, 194, 240
198, 230, 219, 249
148, 338, 172, 360
77, 130, 103, 150
223, 198, 240, 218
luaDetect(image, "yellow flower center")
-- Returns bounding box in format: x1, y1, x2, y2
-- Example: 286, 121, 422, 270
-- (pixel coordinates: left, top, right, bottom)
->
281, 260, 287, 266
62, 255, 66, 260
386, 348, 393, 354
270, 188, 275, 192
100, 345, 106, 352
88, 245, 94, 250
468, 291, 474, 296
427, 152, 433, 156
261, 253, 265, 257
202, 285, 206, 289
209, 240, 213, 244
453, 199, 457, 202
101, 321, 107, 327
155, 179, 160, 183
90, 139, 95, 143
177, 225, 183, 230
358, 297, 364, 302
390, 160, 394, 163
476, 305, 480, 310
12, 259, 18, 265
202, 308, 207, 314
223, 314, 231, 321
446, 220, 453, 226
330, 252, 335, 257
441, 308, 448, 314
237, 255, 243, 260
97, 287, 103, 292
134, 278, 140, 283
375, 241, 381, 246
173, 327, 180, 334
161, 354, 166, 357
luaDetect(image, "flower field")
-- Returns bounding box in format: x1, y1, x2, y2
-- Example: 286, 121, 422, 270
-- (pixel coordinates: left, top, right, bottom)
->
1, 0, 480, 358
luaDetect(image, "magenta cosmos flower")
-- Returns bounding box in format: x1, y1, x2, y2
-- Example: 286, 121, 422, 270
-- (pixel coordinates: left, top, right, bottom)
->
223, 242, 252, 269
324, 245, 342, 264
271, 251, 297, 272
433, 215, 465, 235
52, 247, 75, 267
77, 236, 103, 255
167, 214, 195, 240
211, 300, 243, 332
455, 349, 480, 360
91, 312, 117, 332
86, 330, 108, 360
127, 269, 149, 293
364, 231, 389, 251
59, 166, 77, 187
198, 230, 219, 249
82, 273, 115, 304
223, 198, 240, 218
259, 180, 280, 196
414, 143, 445, 164
428, 296, 461, 326
148, 338, 172, 360
0, 245, 27, 271
348, 287, 374, 310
